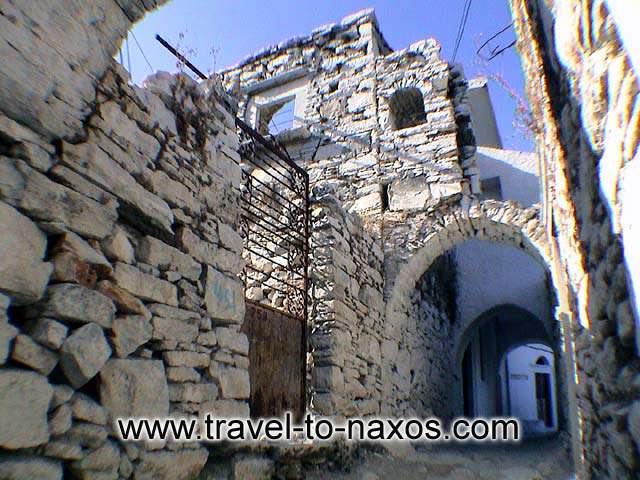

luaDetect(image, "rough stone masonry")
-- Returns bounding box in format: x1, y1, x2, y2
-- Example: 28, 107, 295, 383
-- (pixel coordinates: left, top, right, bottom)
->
0, 1, 250, 474
221, 8, 552, 423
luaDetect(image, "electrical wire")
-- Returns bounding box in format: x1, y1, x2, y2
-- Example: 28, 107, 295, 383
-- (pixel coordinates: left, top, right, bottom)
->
126, 33, 132, 76
131, 31, 154, 74
452, 0, 473, 63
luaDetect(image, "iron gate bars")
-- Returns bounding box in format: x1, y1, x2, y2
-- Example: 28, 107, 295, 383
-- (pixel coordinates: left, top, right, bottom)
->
237, 118, 310, 323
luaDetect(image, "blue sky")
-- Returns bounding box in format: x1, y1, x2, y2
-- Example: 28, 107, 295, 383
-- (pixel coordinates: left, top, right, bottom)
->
124, 0, 533, 151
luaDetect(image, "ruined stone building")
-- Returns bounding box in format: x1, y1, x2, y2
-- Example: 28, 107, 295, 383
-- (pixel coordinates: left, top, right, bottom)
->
0, 1, 638, 479
221, 9, 556, 431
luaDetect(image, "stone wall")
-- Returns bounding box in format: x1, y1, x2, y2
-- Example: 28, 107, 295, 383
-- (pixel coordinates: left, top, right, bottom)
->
222, 9, 472, 241
0, 57, 249, 478
511, 0, 640, 477
399, 253, 457, 419
309, 197, 385, 417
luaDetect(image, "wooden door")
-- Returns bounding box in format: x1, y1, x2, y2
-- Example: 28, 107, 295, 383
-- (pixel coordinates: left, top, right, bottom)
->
241, 300, 304, 420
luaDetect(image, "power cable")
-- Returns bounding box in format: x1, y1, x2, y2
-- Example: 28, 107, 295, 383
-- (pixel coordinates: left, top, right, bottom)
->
131, 31, 154, 74
126, 33, 132, 76
452, 0, 469, 60
452, 0, 473, 63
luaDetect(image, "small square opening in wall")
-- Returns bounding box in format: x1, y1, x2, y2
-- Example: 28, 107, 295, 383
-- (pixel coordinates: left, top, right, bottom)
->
480, 176, 503, 201
258, 98, 296, 135
388, 87, 427, 131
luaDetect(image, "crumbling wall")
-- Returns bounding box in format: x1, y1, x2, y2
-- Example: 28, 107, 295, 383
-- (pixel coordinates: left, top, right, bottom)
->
0, 0, 169, 140
511, 0, 640, 477
223, 10, 472, 241
0, 58, 248, 478
309, 197, 385, 417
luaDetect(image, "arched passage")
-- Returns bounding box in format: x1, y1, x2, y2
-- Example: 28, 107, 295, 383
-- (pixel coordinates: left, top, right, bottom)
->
455, 305, 557, 427
498, 342, 559, 434
380, 199, 562, 420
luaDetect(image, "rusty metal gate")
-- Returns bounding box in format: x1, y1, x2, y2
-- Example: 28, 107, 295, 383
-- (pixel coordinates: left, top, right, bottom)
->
237, 119, 309, 420
153, 35, 309, 418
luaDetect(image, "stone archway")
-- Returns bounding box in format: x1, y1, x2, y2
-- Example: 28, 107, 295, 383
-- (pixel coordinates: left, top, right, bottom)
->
380, 199, 559, 417
454, 304, 553, 371
454, 304, 556, 421
385, 199, 553, 335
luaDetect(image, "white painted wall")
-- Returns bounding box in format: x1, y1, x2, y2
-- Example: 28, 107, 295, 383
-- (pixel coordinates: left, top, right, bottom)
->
500, 343, 558, 434
454, 239, 550, 340
455, 136, 547, 346
467, 79, 502, 148
476, 146, 540, 207
468, 322, 498, 417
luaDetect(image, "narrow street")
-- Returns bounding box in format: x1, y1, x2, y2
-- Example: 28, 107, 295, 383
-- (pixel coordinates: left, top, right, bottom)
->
309, 436, 575, 480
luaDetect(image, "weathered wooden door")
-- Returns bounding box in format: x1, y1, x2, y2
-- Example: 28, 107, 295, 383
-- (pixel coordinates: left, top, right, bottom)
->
237, 119, 309, 420
241, 301, 304, 419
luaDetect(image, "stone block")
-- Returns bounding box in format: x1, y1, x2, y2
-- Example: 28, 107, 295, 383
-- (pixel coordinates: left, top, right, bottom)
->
112, 262, 178, 306
138, 235, 201, 281
167, 367, 201, 383
11, 334, 58, 375
34, 283, 115, 328
51, 384, 74, 409
147, 304, 201, 323
208, 365, 250, 399
0, 455, 62, 480
50, 251, 98, 288
199, 399, 250, 418
178, 226, 244, 274
135, 448, 208, 480
0, 201, 52, 304
70, 393, 107, 425
101, 226, 135, 264
44, 439, 84, 461
49, 404, 72, 436
0, 369, 52, 449
70, 440, 120, 475
100, 359, 169, 421
217, 221, 243, 254
62, 142, 173, 234
204, 267, 245, 324
232, 455, 275, 480
168, 382, 219, 403
96, 280, 150, 317
215, 328, 249, 355
146, 169, 202, 215
13, 161, 117, 239
60, 323, 112, 388
197, 331, 218, 347
0, 325, 18, 366
388, 177, 433, 211
64, 423, 108, 449
313, 366, 344, 393
51, 232, 111, 271
152, 316, 198, 343
110, 315, 152, 358
28, 318, 68, 350
163, 351, 210, 368
0, 312, 19, 365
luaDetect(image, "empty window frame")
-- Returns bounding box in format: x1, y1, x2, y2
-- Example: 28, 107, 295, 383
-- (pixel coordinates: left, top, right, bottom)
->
480, 176, 503, 201
258, 97, 296, 135
388, 87, 427, 130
